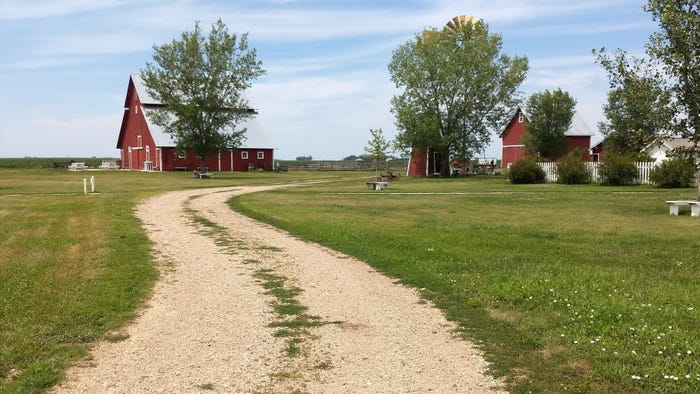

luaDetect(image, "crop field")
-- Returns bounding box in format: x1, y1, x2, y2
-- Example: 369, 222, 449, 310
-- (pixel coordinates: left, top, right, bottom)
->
1, 169, 698, 393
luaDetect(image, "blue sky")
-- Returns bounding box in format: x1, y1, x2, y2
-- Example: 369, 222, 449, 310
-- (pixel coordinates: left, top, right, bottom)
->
0, 0, 656, 160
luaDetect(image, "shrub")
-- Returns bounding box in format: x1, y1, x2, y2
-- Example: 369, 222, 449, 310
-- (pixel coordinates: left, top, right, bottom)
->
599, 153, 638, 186
508, 159, 546, 184
650, 157, 697, 188
556, 149, 591, 184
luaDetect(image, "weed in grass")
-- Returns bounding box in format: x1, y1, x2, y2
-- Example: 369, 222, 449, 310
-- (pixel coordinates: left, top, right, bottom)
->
256, 245, 283, 252
274, 303, 309, 316
316, 361, 332, 370
272, 329, 300, 338
269, 369, 303, 380
104, 333, 129, 342
197, 383, 215, 390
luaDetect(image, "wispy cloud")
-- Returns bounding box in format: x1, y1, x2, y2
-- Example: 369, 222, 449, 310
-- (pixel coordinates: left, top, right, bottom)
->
0, 0, 126, 20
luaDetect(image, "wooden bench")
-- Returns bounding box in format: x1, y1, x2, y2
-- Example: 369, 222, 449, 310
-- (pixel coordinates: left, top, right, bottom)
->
377, 172, 400, 181
366, 181, 388, 190
666, 200, 700, 217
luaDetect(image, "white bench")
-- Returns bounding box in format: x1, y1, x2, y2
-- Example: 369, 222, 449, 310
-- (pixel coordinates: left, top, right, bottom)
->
366, 181, 388, 190
99, 160, 119, 170
68, 162, 87, 171
194, 171, 215, 179
666, 200, 700, 217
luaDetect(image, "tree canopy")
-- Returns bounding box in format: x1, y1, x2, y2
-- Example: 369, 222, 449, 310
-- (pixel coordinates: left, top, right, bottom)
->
523, 88, 577, 160
593, 48, 672, 155
141, 19, 265, 172
645, 0, 700, 146
388, 18, 528, 176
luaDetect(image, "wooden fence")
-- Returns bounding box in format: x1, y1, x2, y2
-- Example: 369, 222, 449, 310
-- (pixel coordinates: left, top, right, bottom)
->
279, 160, 409, 172
538, 162, 657, 184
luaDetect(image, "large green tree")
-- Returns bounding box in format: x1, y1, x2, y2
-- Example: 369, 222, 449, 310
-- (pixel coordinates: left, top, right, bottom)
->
594, 48, 672, 155
644, 0, 700, 198
388, 19, 528, 176
523, 88, 577, 160
141, 19, 265, 174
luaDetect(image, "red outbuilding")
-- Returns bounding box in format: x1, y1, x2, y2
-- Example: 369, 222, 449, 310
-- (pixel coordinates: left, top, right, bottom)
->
117, 74, 274, 171
406, 147, 446, 176
501, 106, 594, 168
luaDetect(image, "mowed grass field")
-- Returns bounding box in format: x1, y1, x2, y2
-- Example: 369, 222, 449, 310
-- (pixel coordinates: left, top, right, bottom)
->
1, 169, 698, 393
0, 168, 347, 393
229, 176, 700, 394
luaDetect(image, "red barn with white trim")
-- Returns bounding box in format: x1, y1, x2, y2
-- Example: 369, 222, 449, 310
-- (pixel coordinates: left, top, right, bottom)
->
501, 106, 594, 168
117, 74, 274, 171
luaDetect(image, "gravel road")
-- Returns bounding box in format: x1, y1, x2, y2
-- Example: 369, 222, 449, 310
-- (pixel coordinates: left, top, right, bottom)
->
53, 185, 503, 393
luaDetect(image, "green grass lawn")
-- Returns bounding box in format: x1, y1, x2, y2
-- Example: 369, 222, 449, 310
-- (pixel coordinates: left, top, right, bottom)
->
2, 169, 698, 393
229, 176, 700, 394
0, 168, 352, 393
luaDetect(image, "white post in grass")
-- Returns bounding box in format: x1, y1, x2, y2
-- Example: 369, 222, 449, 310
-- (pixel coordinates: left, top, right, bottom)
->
83, 178, 87, 194
90, 176, 95, 192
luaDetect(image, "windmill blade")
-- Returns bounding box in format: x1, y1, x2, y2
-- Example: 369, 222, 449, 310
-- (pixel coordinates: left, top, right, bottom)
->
445, 15, 474, 33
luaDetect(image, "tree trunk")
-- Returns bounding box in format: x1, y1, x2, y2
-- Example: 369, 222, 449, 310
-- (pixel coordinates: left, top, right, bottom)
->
439, 147, 451, 177
199, 157, 207, 175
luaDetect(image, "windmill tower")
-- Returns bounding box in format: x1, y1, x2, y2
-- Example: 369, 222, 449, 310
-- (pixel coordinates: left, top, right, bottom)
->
407, 15, 477, 177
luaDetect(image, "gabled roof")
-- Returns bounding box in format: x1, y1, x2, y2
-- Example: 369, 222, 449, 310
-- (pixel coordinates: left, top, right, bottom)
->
565, 112, 595, 137
130, 73, 160, 105
122, 73, 273, 149
502, 106, 594, 137
645, 137, 696, 152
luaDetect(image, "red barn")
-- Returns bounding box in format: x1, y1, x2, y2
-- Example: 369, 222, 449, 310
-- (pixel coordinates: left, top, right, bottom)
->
501, 107, 594, 168
117, 74, 274, 171
590, 139, 606, 162
407, 147, 445, 176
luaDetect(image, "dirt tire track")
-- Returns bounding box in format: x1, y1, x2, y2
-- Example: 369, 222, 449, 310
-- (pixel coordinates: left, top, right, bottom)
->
53, 185, 503, 393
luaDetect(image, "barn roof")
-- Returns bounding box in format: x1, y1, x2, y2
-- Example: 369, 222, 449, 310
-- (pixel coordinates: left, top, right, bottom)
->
645, 137, 696, 152
503, 106, 594, 137
127, 74, 273, 149
566, 112, 595, 137
130, 73, 160, 105
143, 109, 273, 149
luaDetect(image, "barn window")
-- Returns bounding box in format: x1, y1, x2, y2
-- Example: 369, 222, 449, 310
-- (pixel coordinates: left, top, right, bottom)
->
241, 151, 248, 159
518, 112, 524, 123
135, 106, 138, 115
257, 151, 264, 160
137, 135, 142, 148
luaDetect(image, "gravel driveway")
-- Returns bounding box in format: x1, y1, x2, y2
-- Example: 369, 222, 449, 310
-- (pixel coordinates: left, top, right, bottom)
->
53, 185, 503, 393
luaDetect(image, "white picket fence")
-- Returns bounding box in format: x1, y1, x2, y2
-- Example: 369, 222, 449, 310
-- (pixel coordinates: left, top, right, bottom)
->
538, 162, 657, 184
